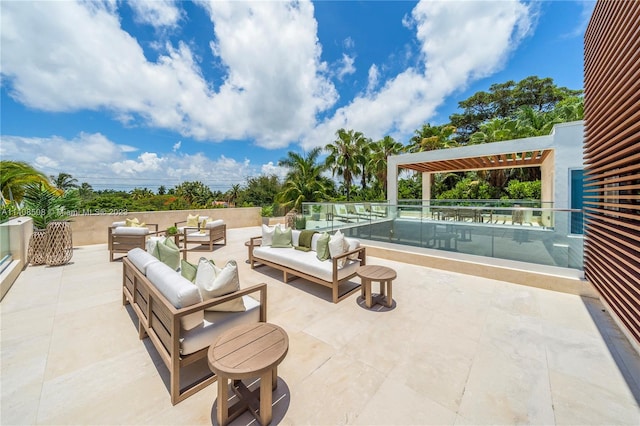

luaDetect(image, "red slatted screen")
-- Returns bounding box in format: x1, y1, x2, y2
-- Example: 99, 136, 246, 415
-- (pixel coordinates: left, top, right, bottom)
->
584, 1, 640, 344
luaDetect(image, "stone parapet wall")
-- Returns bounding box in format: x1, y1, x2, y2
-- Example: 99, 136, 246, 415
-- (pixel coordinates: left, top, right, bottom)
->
69, 207, 261, 246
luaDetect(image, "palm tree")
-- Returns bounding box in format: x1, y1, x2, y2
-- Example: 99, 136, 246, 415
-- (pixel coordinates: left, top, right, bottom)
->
277, 147, 329, 210
78, 182, 94, 200
407, 124, 458, 152
325, 128, 365, 201
50, 173, 79, 191
1, 161, 58, 206
514, 106, 558, 136
368, 136, 404, 197
356, 136, 372, 192
130, 187, 154, 200
226, 184, 241, 206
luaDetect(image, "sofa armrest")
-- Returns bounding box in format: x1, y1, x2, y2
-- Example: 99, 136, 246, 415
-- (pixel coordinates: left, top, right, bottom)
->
249, 236, 262, 247
332, 246, 366, 264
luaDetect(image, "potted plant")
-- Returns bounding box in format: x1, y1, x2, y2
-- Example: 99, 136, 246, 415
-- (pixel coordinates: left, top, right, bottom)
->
260, 205, 273, 225
311, 204, 322, 221
166, 225, 179, 236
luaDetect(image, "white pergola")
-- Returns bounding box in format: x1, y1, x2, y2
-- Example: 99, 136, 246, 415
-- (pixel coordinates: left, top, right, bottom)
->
386, 121, 585, 213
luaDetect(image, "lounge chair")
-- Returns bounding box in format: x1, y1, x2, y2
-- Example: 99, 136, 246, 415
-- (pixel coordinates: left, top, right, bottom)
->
370, 205, 387, 218
333, 204, 360, 223
354, 204, 371, 220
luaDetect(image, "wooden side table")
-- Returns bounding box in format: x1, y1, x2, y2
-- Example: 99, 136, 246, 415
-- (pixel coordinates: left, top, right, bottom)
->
208, 323, 288, 426
356, 265, 397, 308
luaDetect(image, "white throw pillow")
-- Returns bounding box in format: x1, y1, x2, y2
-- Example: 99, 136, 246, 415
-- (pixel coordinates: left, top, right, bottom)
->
329, 230, 347, 268
194, 259, 245, 312
345, 238, 360, 260
146, 236, 166, 254
261, 224, 275, 246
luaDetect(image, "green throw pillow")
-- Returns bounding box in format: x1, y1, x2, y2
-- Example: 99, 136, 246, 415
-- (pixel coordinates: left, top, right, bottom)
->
272, 226, 292, 248
152, 237, 181, 271
180, 259, 198, 282
316, 232, 330, 261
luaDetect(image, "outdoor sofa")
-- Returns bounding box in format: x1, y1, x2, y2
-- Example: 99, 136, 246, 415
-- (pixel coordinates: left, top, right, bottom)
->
249, 227, 366, 303
122, 248, 267, 405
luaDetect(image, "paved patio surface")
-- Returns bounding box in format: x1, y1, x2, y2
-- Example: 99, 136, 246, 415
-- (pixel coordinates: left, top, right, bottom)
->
1, 226, 639, 425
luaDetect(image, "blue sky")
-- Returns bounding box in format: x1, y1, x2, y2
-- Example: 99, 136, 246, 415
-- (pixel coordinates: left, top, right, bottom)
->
1, 0, 594, 192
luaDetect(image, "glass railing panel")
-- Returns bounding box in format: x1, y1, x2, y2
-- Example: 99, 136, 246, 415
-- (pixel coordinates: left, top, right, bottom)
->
0, 218, 13, 274
303, 202, 583, 270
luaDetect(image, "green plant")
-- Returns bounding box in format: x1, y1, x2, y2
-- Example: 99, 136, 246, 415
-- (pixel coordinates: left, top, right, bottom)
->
260, 205, 274, 217
22, 183, 79, 229
166, 225, 179, 236
295, 215, 307, 230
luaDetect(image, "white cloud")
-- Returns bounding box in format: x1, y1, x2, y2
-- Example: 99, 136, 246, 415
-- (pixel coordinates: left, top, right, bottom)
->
128, 0, 183, 29
1, 0, 534, 163
301, 0, 533, 149
172, 141, 182, 151
366, 64, 380, 93
337, 54, 356, 81
0, 0, 337, 149
261, 162, 288, 181
0, 133, 257, 191
343, 37, 355, 49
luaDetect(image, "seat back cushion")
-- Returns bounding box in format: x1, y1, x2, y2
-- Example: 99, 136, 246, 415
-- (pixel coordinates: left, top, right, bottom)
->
113, 226, 149, 235
291, 230, 301, 247
146, 261, 203, 330
127, 248, 160, 275
205, 219, 224, 229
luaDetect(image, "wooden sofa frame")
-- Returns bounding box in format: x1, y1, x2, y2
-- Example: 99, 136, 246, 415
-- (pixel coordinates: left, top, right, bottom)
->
248, 236, 366, 303
175, 221, 227, 254
122, 256, 267, 405
108, 224, 159, 262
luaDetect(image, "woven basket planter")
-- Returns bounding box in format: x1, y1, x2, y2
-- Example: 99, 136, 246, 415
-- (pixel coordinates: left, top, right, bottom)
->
45, 221, 73, 266
27, 229, 48, 266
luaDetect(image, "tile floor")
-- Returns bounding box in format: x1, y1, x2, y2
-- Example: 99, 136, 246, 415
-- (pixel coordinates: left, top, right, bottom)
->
1, 226, 639, 425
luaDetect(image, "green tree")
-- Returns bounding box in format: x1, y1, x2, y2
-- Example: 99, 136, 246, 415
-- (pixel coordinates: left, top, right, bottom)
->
50, 173, 79, 191
157, 185, 166, 196
226, 184, 242, 206
356, 136, 372, 191
325, 128, 365, 201
407, 124, 457, 152
130, 187, 154, 200
1, 161, 58, 206
78, 182, 94, 200
173, 181, 213, 208
236, 175, 281, 208
277, 148, 329, 210
369, 136, 404, 198
450, 76, 582, 143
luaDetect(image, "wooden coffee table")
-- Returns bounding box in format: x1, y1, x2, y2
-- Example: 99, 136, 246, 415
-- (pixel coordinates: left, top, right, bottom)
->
356, 265, 397, 308
208, 322, 288, 426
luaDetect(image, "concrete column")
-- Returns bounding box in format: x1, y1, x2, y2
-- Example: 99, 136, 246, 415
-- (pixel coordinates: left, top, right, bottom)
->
387, 160, 399, 205
422, 172, 431, 202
